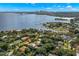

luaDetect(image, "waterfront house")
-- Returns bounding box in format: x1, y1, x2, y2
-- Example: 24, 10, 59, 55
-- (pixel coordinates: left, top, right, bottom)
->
71, 17, 79, 26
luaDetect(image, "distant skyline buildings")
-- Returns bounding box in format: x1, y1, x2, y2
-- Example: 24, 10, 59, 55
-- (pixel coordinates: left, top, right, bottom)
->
0, 3, 79, 12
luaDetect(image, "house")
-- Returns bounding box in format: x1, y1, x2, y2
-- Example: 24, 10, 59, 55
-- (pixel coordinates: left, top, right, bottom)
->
71, 17, 79, 26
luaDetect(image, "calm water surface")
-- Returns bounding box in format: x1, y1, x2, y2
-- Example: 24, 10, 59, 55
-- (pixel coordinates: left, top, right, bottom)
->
0, 13, 70, 31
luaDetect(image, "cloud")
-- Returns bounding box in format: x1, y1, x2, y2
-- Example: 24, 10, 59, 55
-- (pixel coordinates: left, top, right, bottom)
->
71, 8, 79, 11
66, 5, 72, 8
57, 5, 61, 7
66, 5, 73, 10
66, 5, 78, 11
57, 5, 79, 12
64, 5, 79, 11
46, 7, 52, 9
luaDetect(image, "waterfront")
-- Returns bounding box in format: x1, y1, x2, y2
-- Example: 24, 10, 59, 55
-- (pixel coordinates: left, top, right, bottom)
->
0, 13, 71, 31
0, 13, 79, 56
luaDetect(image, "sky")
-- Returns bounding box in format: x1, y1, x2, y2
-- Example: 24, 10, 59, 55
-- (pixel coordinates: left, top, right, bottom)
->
0, 3, 79, 12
